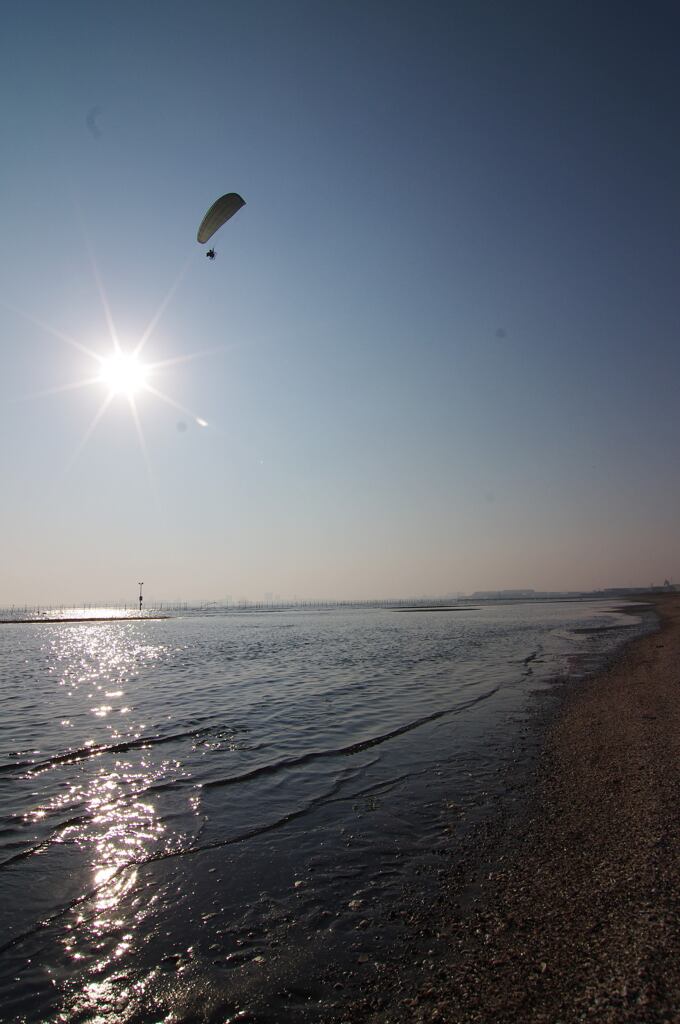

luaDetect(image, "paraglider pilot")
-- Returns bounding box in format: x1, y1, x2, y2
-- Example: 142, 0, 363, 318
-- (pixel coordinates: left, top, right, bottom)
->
206, 248, 216, 260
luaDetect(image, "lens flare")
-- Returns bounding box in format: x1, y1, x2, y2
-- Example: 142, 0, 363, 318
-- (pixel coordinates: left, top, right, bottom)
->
6, 241, 214, 475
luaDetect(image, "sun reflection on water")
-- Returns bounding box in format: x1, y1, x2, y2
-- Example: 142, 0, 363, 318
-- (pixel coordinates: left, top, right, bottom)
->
25, 623, 187, 1020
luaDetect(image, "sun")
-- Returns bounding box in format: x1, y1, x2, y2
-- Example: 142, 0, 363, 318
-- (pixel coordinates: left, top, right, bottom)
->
7, 244, 213, 473
98, 352, 150, 398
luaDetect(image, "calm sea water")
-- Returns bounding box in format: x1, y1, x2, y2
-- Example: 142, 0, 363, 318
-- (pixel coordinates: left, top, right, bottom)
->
0, 600, 654, 1023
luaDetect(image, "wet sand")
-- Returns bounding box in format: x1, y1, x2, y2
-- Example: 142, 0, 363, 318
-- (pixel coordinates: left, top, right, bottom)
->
343, 594, 680, 1022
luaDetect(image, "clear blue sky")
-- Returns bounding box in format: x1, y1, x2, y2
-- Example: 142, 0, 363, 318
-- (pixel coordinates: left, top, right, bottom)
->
1, 1, 679, 604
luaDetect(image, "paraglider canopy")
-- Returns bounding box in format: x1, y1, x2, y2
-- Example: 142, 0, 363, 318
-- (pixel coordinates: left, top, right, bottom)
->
197, 193, 246, 244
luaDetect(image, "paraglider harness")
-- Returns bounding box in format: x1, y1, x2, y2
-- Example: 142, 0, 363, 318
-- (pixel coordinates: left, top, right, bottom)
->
206, 249, 216, 260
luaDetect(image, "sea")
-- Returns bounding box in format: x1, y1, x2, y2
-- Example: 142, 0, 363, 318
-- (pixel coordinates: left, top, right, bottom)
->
0, 598, 656, 1023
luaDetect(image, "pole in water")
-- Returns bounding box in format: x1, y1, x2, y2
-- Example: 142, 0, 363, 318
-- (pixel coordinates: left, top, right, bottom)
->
138, 582, 144, 613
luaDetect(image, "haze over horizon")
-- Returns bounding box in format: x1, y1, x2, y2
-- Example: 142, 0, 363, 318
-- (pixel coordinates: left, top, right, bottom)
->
2, 1, 679, 606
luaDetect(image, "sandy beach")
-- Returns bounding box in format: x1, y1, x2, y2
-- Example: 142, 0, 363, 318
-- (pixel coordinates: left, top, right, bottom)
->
342, 594, 680, 1023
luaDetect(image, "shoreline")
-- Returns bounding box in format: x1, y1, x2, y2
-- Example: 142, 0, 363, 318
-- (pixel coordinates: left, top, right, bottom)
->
339, 594, 680, 1022
0, 616, 171, 624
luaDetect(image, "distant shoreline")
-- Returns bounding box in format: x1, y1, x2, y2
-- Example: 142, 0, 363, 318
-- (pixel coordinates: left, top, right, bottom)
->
0, 616, 171, 624
392, 605, 480, 612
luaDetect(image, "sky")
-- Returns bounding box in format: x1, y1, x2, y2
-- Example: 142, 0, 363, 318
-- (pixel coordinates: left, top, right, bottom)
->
1, 0, 679, 605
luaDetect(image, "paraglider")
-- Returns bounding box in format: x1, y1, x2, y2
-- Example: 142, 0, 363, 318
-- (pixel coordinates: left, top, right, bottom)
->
197, 193, 246, 255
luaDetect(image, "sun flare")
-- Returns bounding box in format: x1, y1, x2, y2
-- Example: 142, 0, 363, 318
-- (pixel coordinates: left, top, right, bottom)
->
9, 245, 212, 476
98, 352, 149, 398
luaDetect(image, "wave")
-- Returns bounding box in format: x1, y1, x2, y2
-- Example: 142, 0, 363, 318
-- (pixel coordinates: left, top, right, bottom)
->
203, 687, 498, 790
0, 764, 361, 957
0, 694, 500, 952
0, 724, 234, 776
